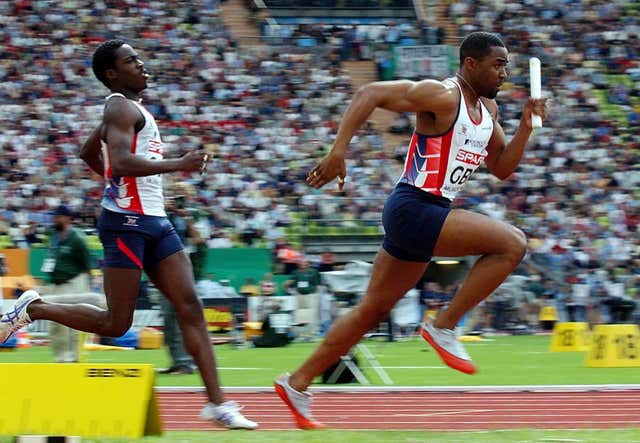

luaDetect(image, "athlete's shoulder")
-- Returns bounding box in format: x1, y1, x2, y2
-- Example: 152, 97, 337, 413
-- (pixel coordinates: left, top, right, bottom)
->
413, 78, 458, 96
410, 78, 459, 111
103, 95, 142, 126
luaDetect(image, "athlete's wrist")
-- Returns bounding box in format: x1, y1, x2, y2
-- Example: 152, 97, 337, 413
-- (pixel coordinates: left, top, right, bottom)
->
162, 158, 184, 173
330, 145, 347, 157
519, 118, 534, 133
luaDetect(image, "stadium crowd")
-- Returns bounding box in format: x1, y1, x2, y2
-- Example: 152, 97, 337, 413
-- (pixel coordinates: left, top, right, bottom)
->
0, 0, 637, 328
442, 0, 640, 326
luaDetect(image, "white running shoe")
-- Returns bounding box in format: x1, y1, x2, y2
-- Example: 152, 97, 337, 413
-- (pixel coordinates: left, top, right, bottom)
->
200, 400, 258, 430
421, 321, 477, 375
274, 373, 326, 430
0, 290, 41, 343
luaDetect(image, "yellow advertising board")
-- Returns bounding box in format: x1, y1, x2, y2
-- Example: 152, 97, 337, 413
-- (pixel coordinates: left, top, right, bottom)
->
586, 324, 640, 368
549, 322, 590, 352
0, 364, 162, 438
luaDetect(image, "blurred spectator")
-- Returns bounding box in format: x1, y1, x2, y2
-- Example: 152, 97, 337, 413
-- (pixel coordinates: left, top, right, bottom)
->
276, 242, 303, 275
260, 272, 278, 296
240, 277, 261, 296
388, 113, 412, 135
568, 278, 590, 323
419, 281, 448, 319
42, 205, 102, 363
287, 258, 321, 295
197, 273, 225, 299
24, 222, 43, 247
220, 279, 239, 298
318, 252, 337, 273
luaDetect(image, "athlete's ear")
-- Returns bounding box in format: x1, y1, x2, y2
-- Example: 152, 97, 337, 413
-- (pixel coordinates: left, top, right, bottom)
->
105, 68, 118, 84
462, 56, 478, 72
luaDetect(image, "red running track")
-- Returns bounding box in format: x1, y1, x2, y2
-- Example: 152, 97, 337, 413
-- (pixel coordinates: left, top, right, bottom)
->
158, 390, 640, 431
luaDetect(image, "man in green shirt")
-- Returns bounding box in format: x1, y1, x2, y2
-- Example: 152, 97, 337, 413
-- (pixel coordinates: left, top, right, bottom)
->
43, 205, 104, 362
290, 259, 321, 295
289, 259, 321, 340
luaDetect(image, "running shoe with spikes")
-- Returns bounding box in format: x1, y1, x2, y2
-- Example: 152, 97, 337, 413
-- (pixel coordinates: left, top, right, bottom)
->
275, 373, 326, 430
0, 290, 41, 343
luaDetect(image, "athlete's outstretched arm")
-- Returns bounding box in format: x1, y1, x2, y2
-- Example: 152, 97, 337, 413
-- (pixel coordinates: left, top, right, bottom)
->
79, 124, 104, 176
484, 97, 548, 180
104, 97, 206, 177
307, 80, 457, 189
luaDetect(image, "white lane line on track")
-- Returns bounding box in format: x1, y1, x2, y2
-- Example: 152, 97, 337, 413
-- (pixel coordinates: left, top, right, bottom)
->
160, 399, 640, 405
161, 404, 640, 411
157, 384, 640, 393
161, 411, 640, 418
163, 417, 632, 430
160, 394, 640, 400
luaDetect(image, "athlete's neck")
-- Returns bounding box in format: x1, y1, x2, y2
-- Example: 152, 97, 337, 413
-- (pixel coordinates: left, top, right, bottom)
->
455, 72, 480, 103
110, 88, 143, 102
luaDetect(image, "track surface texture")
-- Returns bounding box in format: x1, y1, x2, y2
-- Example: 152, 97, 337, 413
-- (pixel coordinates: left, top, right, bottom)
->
158, 388, 640, 431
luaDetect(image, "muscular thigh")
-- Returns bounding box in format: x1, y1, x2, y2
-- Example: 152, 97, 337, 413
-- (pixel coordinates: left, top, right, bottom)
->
433, 209, 523, 257
145, 250, 198, 308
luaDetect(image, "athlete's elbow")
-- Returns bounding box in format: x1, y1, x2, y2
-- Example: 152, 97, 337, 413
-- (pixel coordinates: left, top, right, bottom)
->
354, 83, 382, 107
110, 158, 132, 177
109, 164, 124, 176
79, 146, 92, 162
491, 167, 514, 181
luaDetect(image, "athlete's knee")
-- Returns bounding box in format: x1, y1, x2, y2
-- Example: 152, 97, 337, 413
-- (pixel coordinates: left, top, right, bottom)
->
94, 312, 132, 337
175, 293, 204, 323
98, 321, 131, 337
504, 227, 527, 265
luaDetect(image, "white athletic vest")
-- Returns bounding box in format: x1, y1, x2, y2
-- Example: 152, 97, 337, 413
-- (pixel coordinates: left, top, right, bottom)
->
100, 93, 166, 217
398, 79, 494, 200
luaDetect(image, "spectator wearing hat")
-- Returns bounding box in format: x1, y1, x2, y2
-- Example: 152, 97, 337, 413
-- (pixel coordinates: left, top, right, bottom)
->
42, 205, 104, 363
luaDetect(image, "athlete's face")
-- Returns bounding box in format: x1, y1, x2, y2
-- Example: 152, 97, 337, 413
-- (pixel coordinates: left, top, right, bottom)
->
473, 46, 509, 99
108, 44, 149, 92
53, 215, 69, 232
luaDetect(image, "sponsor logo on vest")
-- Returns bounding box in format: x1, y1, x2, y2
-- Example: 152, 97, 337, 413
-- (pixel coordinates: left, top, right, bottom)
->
455, 148, 486, 166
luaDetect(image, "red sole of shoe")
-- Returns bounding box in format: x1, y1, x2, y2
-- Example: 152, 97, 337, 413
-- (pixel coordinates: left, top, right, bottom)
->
421, 329, 477, 375
274, 382, 326, 430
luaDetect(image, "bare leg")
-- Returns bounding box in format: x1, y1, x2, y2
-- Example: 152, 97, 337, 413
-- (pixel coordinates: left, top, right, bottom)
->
289, 249, 428, 392
27, 268, 141, 337
146, 250, 224, 405
432, 209, 527, 329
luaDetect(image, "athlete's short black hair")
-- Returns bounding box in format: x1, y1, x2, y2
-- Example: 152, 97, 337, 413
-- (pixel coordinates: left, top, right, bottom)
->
459, 32, 506, 66
92, 39, 127, 88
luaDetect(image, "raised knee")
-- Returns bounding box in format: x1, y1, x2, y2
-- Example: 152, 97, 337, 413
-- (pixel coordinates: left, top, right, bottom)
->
507, 227, 527, 265
97, 314, 132, 337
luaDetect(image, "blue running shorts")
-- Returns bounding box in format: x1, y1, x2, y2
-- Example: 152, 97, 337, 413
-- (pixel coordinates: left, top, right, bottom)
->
97, 208, 184, 270
382, 183, 451, 262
